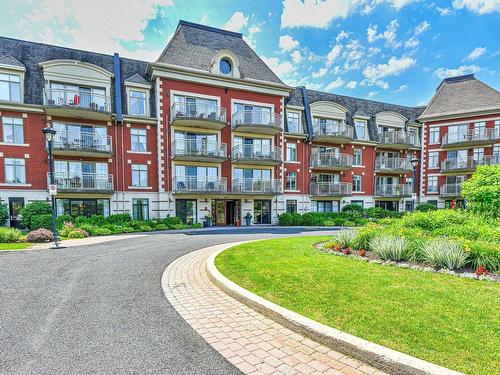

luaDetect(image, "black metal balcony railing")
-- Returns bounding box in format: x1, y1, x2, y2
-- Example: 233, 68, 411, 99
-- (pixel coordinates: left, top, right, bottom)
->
442, 128, 496, 147
44, 88, 110, 112
374, 183, 412, 197
231, 144, 282, 163
310, 153, 353, 169
231, 110, 281, 128
375, 156, 413, 172
441, 155, 500, 172
310, 182, 352, 196
172, 176, 227, 193
311, 122, 354, 140
171, 101, 227, 124
172, 140, 227, 159
378, 130, 420, 147
232, 178, 282, 194
440, 183, 462, 197
52, 131, 112, 153
50, 172, 113, 192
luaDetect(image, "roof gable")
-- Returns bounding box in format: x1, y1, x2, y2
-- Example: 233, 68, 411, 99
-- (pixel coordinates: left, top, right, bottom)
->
0, 53, 25, 69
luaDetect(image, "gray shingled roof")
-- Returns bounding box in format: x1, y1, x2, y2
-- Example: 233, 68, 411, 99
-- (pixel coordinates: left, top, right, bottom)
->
0, 36, 155, 117
157, 20, 284, 85
288, 88, 424, 141
0, 53, 24, 68
125, 73, 150, 86
418, 74, 500, 120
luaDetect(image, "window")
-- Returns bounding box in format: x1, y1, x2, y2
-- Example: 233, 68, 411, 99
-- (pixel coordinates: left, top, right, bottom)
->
219, 58, 232, 75
427, 200, 438, 207
350, 200, 364, 208
353, 149, 362, 166
131, 164, 148, 187
131, 128, 147, 152
474, 122, 486, 138
313, 201, 339, 213
129, 90, 146, 116
355, 120, 367, 140
176, 199, 197, 224
286, 200, 297, 213
132, 198, 149, 220
427, 176, 438, 193
0, 73, 21, 102
286, 142, 297, 161
428, 151, 439, 168
495, 120, 500, 137
56, 198, 110, 217
287, 112, 300, 133
353, 175, 362, 192
2, 117, 23, 144
286, 172, 297, 190
473, 148, 484, 163
494, 146, 500, 163
447, 124, 468, 143
4, 158, 25, 184
429, 127, 440, 144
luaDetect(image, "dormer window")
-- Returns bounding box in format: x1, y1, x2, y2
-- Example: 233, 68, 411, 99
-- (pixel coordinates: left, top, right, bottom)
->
210, 51, 241, 78
129, 90, 147, 116
0, 73, 21, 102
219, 58, 232, 75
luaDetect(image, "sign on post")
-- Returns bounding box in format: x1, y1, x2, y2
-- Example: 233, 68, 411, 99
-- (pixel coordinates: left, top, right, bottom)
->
48, 184, 57, 195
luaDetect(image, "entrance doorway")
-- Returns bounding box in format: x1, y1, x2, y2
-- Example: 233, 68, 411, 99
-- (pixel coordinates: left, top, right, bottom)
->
9, 197, 24, 228
375, 200, 399, 212
212, 199, 241, 226
254, 200, 271, 224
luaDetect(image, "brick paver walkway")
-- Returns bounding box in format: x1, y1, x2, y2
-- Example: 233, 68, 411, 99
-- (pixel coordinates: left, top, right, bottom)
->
162, 246, 385, 375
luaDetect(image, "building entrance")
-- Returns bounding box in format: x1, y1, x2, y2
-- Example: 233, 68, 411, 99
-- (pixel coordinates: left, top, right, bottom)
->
212, 199, 241, 226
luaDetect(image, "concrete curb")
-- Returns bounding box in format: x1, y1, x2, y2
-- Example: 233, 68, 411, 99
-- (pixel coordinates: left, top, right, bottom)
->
206, 241, 464, 375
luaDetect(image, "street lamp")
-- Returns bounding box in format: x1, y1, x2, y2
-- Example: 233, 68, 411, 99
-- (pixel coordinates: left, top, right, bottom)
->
410, 157, 419, 211
42, 126, 60, 248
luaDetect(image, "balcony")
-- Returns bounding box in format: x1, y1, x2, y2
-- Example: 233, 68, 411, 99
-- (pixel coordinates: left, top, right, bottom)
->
232, 178, 282, 195
442, 128, 496, 148
374, 184, 412, 198
44, 88, 111, 120
378, 130, 419, 150
310, 182, 352, 197
310, 153, 353, 171
441, 155, 500, 172
375, 157, 413, 173
231, 110, 281, 135
440, 183, 462, 197
172, 140, 227, 162
311, 122, 354, 144
172, 176, 227, 194
51, 131, 112, 157
232, 144, 282, 165
170, 101, 227, 130
50, 172, 114, 194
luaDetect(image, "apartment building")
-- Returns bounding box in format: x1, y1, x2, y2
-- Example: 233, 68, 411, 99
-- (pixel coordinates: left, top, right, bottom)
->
0, 20, 498, 227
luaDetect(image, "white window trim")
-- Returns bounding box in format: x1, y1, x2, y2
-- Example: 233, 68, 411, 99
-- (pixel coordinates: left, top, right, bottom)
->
210, 49, 241, 79
0, 68, 25, 103
125, 84, 151, 117
231, 98, 275, 114
354, 119, 368, 140
286, 110, 302, 134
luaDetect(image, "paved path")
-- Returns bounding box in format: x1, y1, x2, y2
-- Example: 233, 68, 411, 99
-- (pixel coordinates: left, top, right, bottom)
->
163, 245, 383, 375
0, 227, 333, 374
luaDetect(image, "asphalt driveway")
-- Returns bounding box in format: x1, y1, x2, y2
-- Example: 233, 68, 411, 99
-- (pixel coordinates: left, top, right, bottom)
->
0, 227, 333, 375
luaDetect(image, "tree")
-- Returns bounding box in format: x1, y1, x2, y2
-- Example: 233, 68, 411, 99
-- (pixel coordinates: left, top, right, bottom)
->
461, 165, 500, 218
20, 201, 52, 229
0, 203, 8, 226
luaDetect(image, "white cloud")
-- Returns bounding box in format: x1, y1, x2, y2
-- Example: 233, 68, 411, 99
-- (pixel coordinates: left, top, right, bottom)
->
367, 19, 400, 47
368, 91, 378, 97
379, 0, 416, 10
363, 56, 416, 81
336, 30, 350, 41
414, 21, 430, 35
279, 34, 300, 51
404, 36, 419, 49
262, 56, 295, 77
368, 47, 381, 56
200, 14, 209, 25
291, 50, 302, 63
434, 65, 480, 79
466, 47, 487, 61
249, 26, 261, 34
325, 77, 345, 91
436, 6, 452, 15
395, 84, 408, 92
326, 44, 342, 67
312, 67, 328, 78
452, 0, 500, 14
346, 80, 358, 89
224, 11, 248, 32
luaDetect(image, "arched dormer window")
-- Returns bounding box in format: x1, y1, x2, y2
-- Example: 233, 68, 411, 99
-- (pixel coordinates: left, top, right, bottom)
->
210, 50, 241, 78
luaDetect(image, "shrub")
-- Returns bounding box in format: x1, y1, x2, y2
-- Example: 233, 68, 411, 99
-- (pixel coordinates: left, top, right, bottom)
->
122, 226, 135, 233
94, 228, 112, 236
75, 216, 89, 226
67, 230, 85, 239
56, 214, 74, 228
21, 201, 52, 229
415, 203, 438, 212
402, 209, 468, 232
163, 216, 183, 228
365, 207, 398, 220
342, 204, 364, 214
78, 223, 98, 236
59, 223, 76, 237
466, 241, 500, 272
461, 165, 500, 218
350, 224, 380, 250
190, 223, 203, 229
88, 215, 106, 226
344, 221, 356, 227
155, 223, 168, 230
26, 228, 53, 243
139, 225, 153, 232
0, 203, 8, 226
31, 214, 53, 230
334, 229, 356, 248
106, 214, 132, 225
0, 227, 21, 242
278, 213, 293, 226
370, 236, 408, 261
421, 239, 468, 269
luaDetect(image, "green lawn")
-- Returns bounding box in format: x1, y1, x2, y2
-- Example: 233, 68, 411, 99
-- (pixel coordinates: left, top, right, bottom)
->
0, 242, 31, 251
215, 237, 500, 375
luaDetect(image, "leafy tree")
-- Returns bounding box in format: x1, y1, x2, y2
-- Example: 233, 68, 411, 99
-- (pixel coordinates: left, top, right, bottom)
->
461, 165, 500, 218
0, 203, 8, 226
21, 201, 52, 229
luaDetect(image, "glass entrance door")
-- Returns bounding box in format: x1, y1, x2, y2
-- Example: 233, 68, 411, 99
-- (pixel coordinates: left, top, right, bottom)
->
216, 200, 226, 225
9, 197, 24, 228
254, 200, 271, 224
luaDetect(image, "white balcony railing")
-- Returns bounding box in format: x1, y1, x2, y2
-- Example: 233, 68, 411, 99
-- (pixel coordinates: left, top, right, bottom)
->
172, 140, 227, 159
375, 157, 413, 171
52, 131, 112, 153
231, 110, 281, 129
232, 178, 282, 194
312, 122, 354, 140
172, 176, 227, 193
310, 182, 352, 196
378, 130, 420, 147
310, 153, 353, 169
232, 144, 282, 163
441, 155, 500, 171
374, 183, 412, 197
44, 88, 110, 112
171, 101, 227, 123
440, 183, 462, 197
442, 128, 496, 147
49, 172, 113, 191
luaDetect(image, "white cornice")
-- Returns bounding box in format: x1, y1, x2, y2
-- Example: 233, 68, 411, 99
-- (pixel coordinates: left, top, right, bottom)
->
418, 107, 500, 122
39, 59, 114, 78
0, 63, 25, 72
0, 101, 44, 113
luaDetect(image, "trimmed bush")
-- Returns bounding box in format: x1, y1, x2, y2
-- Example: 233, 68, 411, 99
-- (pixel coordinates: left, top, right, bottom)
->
421, 239, 468, 270
122, 226, 135, 233
365, 207, 400, 219
26, 228, 53, 243
278, 213, 293, 226
155, 223, 168, 230
56, 214, 74, 228
163, 216, 182, 228
370, 236, 408, 261
31, 214, 53, 230
106, 214, 132, 224
21, 201, 52, 229
0, 227, 22, 243
191, 223, 203, 229
139, 225, 153, 232
94, 228, 112, 236
0, 203, 9, 226
341, 204, 364, 214
415, 203, 438, 212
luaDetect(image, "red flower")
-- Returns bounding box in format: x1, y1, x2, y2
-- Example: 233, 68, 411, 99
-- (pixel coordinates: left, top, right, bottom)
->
359, 249, 366, 257
344, 247, 351, 255
475, 266, 489, 276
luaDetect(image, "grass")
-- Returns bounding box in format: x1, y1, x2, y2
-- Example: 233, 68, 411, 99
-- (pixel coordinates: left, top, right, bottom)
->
0, 242, 31, 251
215, 236, 500, 375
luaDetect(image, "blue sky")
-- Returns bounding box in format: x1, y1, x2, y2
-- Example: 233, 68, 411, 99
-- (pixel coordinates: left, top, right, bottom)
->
1, 0, 499, 106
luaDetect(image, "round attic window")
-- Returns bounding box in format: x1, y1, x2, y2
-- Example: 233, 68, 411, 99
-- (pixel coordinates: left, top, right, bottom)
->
219, 58, 232, 75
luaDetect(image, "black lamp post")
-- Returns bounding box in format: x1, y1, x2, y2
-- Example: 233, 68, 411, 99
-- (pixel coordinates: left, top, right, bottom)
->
42, 126, 60, 248
410, 157, 420, 211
